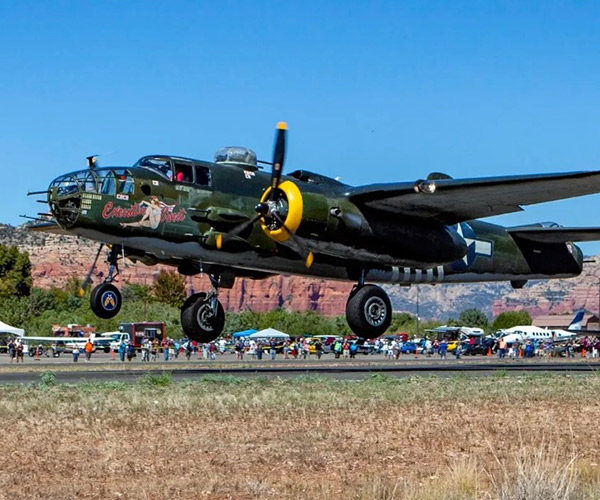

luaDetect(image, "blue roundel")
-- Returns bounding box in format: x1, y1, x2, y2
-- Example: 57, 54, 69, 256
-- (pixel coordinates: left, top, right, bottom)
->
449, 222, 476, 272
100, 290, 119, 311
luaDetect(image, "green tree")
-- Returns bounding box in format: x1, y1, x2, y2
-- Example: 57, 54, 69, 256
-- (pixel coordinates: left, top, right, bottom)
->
152, 270, 186, 308
0, 245, 32, 299
388, 312, 416, 334
492, 310, 532, 331
458, 308, 489, 330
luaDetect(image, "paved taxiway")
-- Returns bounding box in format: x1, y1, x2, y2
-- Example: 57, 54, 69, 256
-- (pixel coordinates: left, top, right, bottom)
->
0, 352, 599, 383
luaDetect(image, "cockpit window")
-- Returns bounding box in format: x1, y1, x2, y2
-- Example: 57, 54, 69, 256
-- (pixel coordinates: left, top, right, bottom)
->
100, 171, 116, 195
114, 169, 135, 194
53, 175, 78, 196
82, 172, 98, 192
173, 162, 193, 183
134, 156, 173, 180
195, 165, 211, 186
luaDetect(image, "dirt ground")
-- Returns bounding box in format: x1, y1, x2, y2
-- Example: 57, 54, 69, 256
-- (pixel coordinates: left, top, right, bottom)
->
0, 374, 599, 499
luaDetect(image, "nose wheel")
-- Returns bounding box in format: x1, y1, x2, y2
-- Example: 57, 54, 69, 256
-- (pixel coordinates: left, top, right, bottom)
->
90, 283, 122, 319
345, 284, 392, 339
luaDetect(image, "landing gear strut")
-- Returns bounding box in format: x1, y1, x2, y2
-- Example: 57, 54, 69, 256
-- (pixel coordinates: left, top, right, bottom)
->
345, 284, 392, 339
181, 275, 225, 343
89, 247, 123, 319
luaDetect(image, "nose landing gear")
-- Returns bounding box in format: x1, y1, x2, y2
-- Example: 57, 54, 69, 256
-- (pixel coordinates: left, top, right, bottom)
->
345, 284, 392, 339
180, 275, 225, 343
89, 246, 122, 319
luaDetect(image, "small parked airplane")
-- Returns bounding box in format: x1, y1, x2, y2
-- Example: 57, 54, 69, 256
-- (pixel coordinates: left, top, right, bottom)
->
499, 309, 586, 344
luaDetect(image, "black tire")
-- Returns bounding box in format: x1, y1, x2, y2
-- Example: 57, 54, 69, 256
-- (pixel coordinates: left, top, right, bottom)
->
345, 284, 392, 339
180, 293, 224, 343
90, 283, 122, 319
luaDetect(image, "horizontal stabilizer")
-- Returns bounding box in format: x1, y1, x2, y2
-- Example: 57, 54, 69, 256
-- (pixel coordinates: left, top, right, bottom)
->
508, 226, 600, 243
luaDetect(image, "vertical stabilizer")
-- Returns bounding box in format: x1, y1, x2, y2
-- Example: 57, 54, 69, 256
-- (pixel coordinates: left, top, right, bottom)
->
567, 308, 586, 331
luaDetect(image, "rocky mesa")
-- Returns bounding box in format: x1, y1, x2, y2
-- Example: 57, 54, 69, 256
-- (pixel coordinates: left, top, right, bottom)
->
2, 224, 599, 319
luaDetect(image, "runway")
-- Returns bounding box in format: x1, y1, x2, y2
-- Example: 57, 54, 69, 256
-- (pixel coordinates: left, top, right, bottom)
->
1, 357, 599, 384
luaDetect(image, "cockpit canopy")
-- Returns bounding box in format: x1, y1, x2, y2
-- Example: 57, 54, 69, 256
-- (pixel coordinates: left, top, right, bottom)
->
134, 155, 211, 185
50, 168, 135, 197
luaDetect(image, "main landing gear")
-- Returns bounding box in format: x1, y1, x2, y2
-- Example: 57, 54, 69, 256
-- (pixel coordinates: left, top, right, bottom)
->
180, 275, 225, 343
345, 284, 392, 339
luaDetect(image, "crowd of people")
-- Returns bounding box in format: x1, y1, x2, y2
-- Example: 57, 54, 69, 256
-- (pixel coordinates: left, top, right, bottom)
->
5, 333, 600, 363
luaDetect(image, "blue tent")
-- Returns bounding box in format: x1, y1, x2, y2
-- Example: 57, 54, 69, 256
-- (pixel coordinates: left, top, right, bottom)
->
232, 329, 258, 338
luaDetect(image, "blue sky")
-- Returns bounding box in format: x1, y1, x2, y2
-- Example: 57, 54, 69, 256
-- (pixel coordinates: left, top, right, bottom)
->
2, 1, 600, 252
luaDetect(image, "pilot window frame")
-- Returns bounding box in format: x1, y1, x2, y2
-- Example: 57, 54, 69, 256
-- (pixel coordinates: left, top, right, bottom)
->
173, 161, 194, 184
135, 156, 174, 181
100, 170, 117, 196
193, 164, 212, 187
113, 169, 135, 195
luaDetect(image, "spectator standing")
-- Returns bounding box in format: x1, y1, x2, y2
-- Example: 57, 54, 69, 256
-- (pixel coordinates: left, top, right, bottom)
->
118, 340, 127, 362
8, 339, 16, 364
72, 345, 80, 363
269, 339, 277, 360
349, 342, 358, 359
454, 342, 461, 359
184, 340, 193, 361
84, 339, 94, 362
342, 340, 350, 358
150, 339, 157, 361
392, 339, 401, 360
333, 339, 343, 359
439, 339, 447, 359
425, 339, 433, 357
498, 338, 507, 358
141, 339, 150, 362
208, 342, 217, 360
126, 341, 135, 362
314, 340, 323, 360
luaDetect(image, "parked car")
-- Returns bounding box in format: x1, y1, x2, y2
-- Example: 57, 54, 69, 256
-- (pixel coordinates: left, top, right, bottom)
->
400, 341, 426, 354
461, 338, 497, 356
351, 340, 377, 355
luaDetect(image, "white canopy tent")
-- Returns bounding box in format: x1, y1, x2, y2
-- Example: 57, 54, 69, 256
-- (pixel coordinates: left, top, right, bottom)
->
248, 328, 290, 339
0, 321, 24, 336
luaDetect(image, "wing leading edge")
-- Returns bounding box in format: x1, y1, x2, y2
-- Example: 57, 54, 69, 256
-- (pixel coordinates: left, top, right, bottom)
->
347, 171, 600, 224
508, 226, 600, 244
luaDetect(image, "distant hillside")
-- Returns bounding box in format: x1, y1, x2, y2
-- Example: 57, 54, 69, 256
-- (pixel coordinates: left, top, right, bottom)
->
1, 223, 597, 320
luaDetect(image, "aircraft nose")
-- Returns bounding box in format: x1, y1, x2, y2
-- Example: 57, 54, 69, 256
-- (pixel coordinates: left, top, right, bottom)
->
48, 174, 83, 228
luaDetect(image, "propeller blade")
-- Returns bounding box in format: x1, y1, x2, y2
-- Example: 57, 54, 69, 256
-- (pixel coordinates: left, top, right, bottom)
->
272, 213, 314, 268
79, 243, 104, 296
217, 214, 262, 248
270, 122, 287, 200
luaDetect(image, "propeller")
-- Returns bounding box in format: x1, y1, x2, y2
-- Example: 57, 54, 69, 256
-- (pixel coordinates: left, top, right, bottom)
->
78, 243, 104, 296
217, 122, 314, 268
87, 155, 99, 169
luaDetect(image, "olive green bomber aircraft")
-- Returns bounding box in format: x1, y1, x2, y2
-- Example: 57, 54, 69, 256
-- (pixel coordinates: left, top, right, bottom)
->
29, 123, 600, 341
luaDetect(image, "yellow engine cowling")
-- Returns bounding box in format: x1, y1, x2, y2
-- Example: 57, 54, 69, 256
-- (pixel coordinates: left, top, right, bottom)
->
260, 180, 304, 242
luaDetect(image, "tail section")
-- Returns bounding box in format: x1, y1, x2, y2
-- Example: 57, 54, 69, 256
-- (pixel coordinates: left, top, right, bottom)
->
567, 308, 586, 331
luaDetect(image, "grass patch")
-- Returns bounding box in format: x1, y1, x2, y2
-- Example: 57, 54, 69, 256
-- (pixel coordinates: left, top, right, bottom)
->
0, 374, 599, 499
39, 370, 56, 387
138, 370, 172, 387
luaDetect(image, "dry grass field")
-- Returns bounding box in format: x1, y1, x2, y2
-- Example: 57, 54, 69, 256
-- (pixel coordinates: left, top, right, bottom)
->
1, 373, 600, 499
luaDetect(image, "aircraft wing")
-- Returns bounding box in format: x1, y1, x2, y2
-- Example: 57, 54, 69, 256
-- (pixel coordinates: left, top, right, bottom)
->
508, 226, 600, 243
347, 171, 600, 224
27, 221, 71, 235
